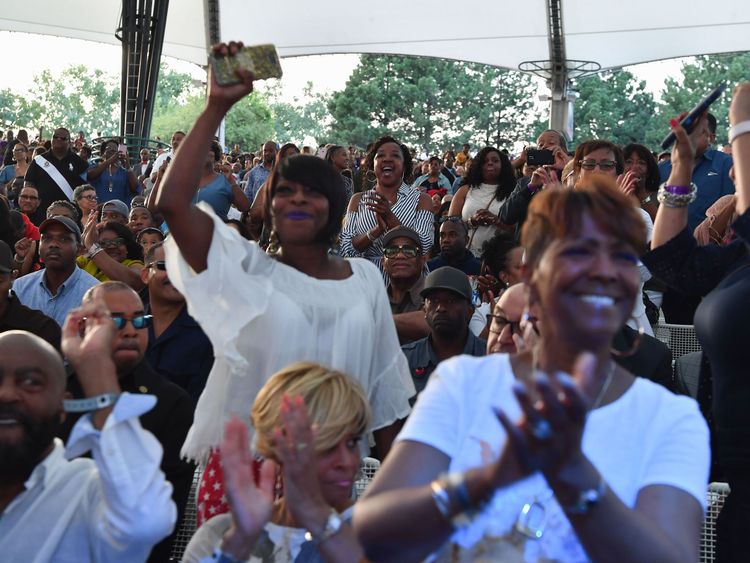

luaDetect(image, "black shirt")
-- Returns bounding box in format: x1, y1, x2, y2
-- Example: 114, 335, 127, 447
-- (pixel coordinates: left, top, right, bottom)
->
24, 150, 88, 212
0, 292, 61, 351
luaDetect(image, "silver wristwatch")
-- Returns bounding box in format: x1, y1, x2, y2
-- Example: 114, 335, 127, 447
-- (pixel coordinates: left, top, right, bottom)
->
64, 393, 120, 413
304, 510, 343, 546
87, 242, 104, 259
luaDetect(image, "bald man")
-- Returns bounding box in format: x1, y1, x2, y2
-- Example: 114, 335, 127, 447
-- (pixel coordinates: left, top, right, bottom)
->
0, 299, 175, 561
486, 283, 527, 355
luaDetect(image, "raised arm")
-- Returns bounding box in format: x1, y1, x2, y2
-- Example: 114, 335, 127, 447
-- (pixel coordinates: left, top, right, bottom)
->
156, 42, 255, 273
730, 83, 750, 216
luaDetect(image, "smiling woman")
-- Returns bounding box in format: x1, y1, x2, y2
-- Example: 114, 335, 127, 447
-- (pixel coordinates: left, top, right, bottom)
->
354, 181, 710, 563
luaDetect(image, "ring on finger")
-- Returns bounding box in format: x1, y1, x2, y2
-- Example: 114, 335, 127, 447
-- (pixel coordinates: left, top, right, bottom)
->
530, 418, 552, 441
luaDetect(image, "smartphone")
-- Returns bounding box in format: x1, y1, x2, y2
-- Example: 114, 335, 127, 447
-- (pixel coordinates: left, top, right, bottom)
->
526, 148, 555, 166
209, 44, 283, 86
660, 82, 727, 150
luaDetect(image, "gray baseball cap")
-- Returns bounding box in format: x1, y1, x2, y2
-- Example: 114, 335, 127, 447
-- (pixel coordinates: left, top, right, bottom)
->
420, 266, 472, 302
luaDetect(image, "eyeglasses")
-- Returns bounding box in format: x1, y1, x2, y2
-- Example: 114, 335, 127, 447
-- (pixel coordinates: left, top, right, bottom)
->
53, 135, 69, 141
383, 245, 419, 258
488, 314, 522, 335
98, 237, 125, 248
110, 314, 153, 330
147, 260, 167, 270
78, 195, 97, 201
579, 159, 616, 171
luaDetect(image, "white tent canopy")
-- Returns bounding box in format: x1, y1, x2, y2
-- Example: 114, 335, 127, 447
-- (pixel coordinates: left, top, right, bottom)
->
2, 0, 749, 71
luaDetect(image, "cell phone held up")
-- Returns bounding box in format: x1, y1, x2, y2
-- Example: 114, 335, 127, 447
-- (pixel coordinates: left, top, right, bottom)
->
209, 44, 283, 86
660, 82, 727, 150
526, 148, 555, 166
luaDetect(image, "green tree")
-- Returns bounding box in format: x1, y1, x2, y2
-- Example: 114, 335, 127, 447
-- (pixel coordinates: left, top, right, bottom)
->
225, 92, 275, 150
328, 54, 541, 154
264, 82, 331, 146
660, 52, 750, 145
150, 94, 205, 142
571, 70, 659, 147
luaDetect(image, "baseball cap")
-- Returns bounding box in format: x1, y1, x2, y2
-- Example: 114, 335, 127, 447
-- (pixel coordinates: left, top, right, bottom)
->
420, 266, 472, 302
39, 215, 82, 242
0, 240, 12, 273
101, 199, 129, 219
382, 226, 422, 249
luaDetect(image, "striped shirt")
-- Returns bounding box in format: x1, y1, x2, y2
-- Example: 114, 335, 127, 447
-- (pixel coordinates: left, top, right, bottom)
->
340, 183, 434, 273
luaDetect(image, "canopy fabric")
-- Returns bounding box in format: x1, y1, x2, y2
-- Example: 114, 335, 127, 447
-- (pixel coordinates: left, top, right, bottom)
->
2, 0, 749, 71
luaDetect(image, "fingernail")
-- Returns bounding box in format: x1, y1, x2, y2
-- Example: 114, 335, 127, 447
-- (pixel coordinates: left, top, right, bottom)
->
669, 118, 678, 127
535, 372, 549, 386
556, 372, 575, 387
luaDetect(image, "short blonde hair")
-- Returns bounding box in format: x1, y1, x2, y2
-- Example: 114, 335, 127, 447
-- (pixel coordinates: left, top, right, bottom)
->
252, 362, 371, 462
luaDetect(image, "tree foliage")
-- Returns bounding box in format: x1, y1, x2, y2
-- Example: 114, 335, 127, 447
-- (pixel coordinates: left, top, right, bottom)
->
328, 55, 541, 154
571, 70, 660, 147
660, 52, 750, 145
264, 81, 331, 146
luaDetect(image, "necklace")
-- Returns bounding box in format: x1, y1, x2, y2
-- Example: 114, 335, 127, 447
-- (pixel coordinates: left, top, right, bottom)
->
530, 348, 616, 411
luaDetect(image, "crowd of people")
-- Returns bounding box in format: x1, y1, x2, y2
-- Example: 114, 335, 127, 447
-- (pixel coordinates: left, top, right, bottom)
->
1, 39, 748, 562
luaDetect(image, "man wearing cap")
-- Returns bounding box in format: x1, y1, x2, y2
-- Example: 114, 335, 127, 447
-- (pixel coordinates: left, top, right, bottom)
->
12, 216, 99, 326
401, 266, 486, 399
0, 240, 61, 350
100, 199, 129, 225
383, 226, 430, 344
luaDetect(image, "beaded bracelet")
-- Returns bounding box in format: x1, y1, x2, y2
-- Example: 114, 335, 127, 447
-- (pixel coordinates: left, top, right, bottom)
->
657, 182, 697, 208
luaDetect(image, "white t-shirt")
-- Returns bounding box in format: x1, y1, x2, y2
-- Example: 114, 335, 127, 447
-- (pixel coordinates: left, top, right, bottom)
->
397, 354, 709, 561
165, 203, 415, 462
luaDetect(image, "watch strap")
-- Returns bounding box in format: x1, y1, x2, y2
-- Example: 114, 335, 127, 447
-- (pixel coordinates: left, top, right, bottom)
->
729, 120, 750, 143
64, 393, 120, 413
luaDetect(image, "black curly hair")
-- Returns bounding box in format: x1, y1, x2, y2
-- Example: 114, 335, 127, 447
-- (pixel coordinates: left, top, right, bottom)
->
459, 146, 516, 201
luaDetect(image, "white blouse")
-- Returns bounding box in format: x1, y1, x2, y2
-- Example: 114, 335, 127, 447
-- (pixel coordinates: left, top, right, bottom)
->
165, 203, 415, 463
460, 183, 505, 254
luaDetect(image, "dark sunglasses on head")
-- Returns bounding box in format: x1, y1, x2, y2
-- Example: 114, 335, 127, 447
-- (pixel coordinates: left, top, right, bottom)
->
147, 260, 167, 270
383, 245, 419, 259
110, 314, 153, 330
437, 215, 465, 225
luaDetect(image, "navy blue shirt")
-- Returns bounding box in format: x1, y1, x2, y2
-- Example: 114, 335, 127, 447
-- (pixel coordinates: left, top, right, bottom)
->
658, 149, 734, 231
427, 250, 482, 275
401, 331, 486, 402
146, 304, 214, 403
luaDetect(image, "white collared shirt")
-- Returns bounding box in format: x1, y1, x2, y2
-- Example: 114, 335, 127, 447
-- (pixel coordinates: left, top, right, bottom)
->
0, 393, 177, 563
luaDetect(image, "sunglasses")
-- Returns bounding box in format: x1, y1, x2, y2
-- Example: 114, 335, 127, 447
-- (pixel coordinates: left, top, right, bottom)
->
147, 260, 167, 270
383, 245, 419, 258
98, 237, 125, 248
110, 314, 153, 330
579, 160, 616, 171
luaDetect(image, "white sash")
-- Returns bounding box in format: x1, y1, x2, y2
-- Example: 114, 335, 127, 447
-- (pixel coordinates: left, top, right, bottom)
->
34, 154, 74, 200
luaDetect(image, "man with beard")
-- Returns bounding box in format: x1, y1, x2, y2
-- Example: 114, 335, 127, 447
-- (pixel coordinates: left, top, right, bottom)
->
243, 140, 277, 202
0, 299, 176, 561
60, 281, 194, 563
141, 242, 213, 403
12, 216, 99, 326
401, 267, 485, 400
427, 217, 481, 275
23, 127, 88, 213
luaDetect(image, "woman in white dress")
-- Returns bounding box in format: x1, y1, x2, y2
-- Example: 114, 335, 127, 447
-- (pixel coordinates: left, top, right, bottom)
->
354, 180, 709, 562
156, 41, 414, 525
448, 147, 517, 254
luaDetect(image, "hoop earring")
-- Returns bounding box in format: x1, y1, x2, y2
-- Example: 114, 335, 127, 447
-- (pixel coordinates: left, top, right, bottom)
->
611, 317, 644, 358
267, 229, 280, 255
